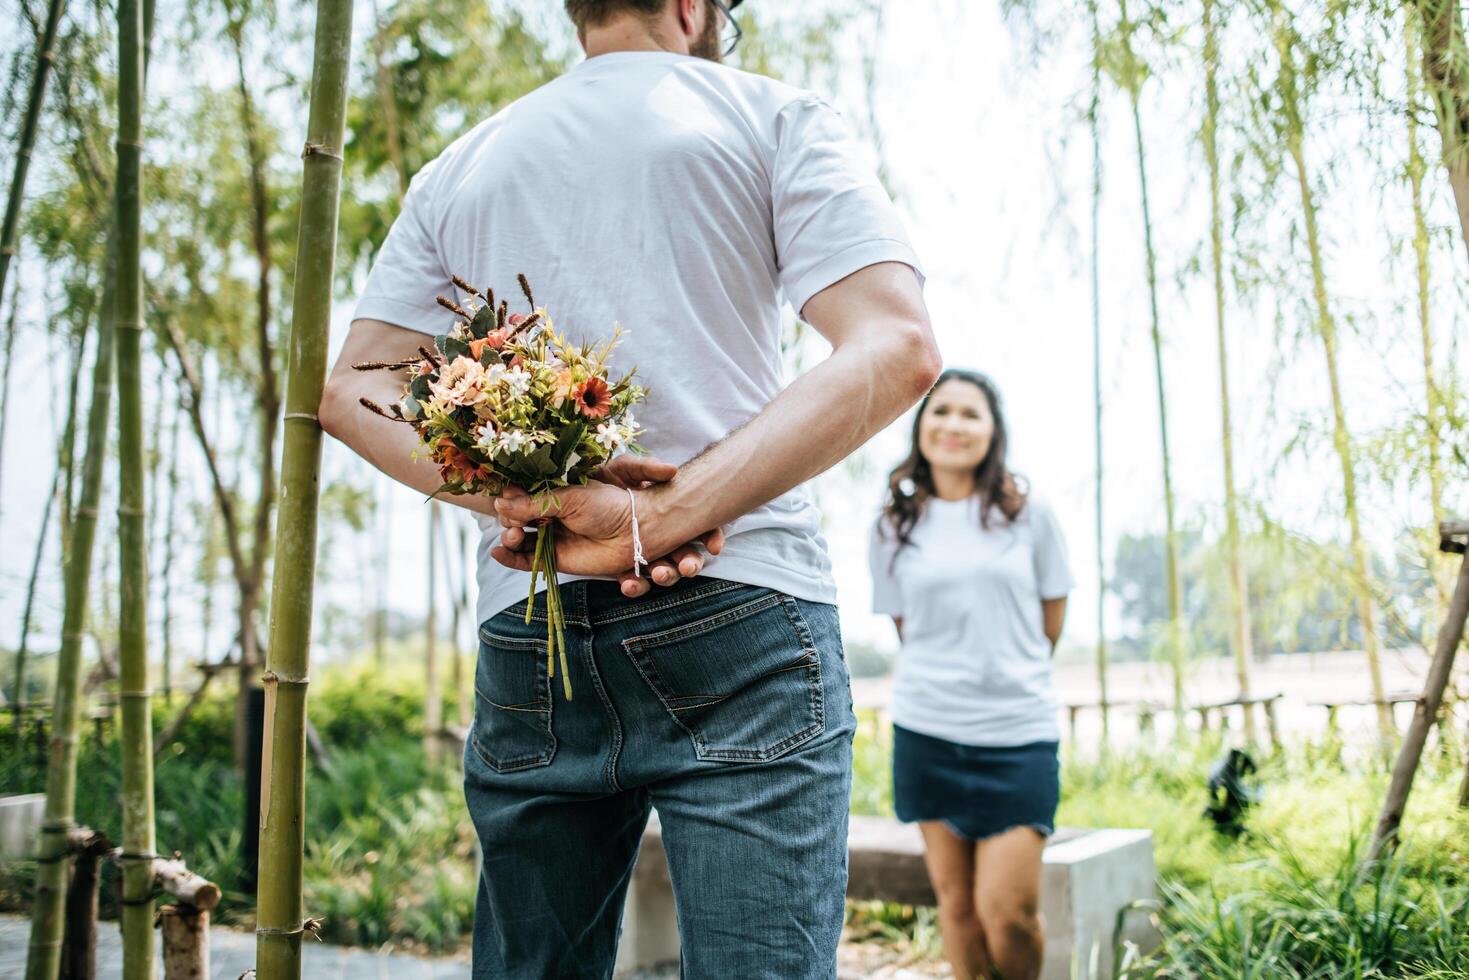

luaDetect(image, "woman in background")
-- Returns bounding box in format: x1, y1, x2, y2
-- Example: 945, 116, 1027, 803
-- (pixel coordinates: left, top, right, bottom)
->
869, 369, 1074, 980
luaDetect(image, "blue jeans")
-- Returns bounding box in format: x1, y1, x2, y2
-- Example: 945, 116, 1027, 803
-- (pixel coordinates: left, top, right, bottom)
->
463, 576, 857, 979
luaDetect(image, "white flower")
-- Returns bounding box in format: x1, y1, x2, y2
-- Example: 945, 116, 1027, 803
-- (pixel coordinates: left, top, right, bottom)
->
484, 363, 507, 386
474, 422, 497, 449
620, 409, 637, 432
504, 366, 533, 399
497, 428, 532, 454
594, 421, 623, 452
399, 394, 421, 420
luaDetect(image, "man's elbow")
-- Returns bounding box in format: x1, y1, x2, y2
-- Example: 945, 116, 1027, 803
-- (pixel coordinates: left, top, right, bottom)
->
317, 375, 352, 441
894, 318, 943, 399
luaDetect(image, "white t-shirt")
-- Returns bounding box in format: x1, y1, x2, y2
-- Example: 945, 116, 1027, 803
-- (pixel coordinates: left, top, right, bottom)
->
352, 51, 924, 625
869, 495, 1075, 746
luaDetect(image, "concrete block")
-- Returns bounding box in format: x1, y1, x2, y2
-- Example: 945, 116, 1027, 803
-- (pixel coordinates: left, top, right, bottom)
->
0, 794, 45, 860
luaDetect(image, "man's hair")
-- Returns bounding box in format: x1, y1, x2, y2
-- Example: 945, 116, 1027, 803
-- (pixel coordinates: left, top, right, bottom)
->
563, 0, 669, 31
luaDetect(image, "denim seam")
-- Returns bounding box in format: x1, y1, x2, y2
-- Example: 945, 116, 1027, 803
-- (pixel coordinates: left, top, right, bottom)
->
779, 595, 827, 752
477, 627, 548, 650
590, 579, 750, 625
504, 579, 750, 628
582, 626, 625, 793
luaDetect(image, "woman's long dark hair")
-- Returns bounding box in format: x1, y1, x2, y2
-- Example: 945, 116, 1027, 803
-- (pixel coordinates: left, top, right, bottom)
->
879, 369, 1027, 555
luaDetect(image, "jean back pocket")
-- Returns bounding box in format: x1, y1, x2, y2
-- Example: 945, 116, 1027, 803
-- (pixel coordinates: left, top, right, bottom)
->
472, 625, 557, 773
622, 588, 825, 763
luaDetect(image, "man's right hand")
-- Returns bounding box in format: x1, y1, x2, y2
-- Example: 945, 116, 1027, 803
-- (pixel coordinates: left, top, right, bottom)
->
492, 456, 725, 598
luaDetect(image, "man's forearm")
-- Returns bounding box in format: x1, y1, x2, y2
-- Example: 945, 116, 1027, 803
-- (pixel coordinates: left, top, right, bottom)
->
644, 269, 940, 554
319, 334, 497, 520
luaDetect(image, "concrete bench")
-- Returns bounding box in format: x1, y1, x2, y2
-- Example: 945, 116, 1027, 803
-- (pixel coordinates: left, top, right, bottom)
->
616, 813, 1158, 979
0, 794, 45, 860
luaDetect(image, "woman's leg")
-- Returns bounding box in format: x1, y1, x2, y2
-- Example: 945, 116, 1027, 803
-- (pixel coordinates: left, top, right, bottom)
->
973, 826, 1047, 980
918, 821, 991, 980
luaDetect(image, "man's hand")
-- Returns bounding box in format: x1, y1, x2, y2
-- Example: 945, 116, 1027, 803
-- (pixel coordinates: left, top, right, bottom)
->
490, 456, 724, 597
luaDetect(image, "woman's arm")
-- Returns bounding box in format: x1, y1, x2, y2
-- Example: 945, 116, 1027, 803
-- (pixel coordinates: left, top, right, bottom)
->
1042, 598, 1066, 652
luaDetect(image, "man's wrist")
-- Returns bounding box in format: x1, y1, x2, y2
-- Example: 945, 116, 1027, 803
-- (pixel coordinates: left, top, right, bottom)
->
637, 479, 698, 559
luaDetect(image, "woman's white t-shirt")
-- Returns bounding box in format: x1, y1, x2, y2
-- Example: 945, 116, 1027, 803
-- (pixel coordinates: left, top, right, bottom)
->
869, 495, 1075, 747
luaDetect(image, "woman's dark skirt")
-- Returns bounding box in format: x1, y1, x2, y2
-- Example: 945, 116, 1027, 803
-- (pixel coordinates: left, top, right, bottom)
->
892, 724, 1060, 841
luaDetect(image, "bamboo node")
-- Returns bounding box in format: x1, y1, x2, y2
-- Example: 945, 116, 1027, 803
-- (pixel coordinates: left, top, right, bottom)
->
118, 505, 146, 517
256, 916, 324, 939
283, 412, 319, 423
117, 690, 155, 700
300, 141, 343, 161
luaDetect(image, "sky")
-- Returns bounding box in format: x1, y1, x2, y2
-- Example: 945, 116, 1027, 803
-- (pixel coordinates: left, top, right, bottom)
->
0, 0, 1464, 672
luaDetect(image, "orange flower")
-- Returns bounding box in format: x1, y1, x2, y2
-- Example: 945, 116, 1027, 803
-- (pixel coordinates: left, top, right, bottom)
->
469, 330, 508, 360
571, 377, 612, 419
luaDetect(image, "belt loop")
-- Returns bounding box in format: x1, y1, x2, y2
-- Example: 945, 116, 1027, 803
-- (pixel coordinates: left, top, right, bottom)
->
573, 580, 591, 629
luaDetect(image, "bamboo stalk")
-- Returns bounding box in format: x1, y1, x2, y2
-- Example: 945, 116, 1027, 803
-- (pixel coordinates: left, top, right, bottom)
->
1405, 6, 1450, 620
1087, 0, 1109, 742
456, 521, 473, 727
1118, 0, 1187, 721
1370, 540, 1469, 860
114, 0, 156, 973
254, 1, 354, 974
13, 429, 65, 738
227, 6, 282, 773
1413, 0, 1469, 267
0, 0, 68, 306
24, 242, 116, 980
1270, 3, 1393, 743
161, 395, 181, 702
0, 275, 19, 555
426, 503, 441, 762
1203, 0, 1256, 744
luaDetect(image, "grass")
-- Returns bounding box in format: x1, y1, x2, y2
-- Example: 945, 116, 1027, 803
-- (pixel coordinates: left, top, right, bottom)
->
3, 677, 1468, 974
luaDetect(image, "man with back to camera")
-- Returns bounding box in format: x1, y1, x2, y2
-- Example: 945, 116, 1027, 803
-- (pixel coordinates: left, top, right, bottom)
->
317, 0, 941, 975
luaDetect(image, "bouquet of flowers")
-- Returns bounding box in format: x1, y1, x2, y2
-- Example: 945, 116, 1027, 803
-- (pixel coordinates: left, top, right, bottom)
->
356, 274, 646, 699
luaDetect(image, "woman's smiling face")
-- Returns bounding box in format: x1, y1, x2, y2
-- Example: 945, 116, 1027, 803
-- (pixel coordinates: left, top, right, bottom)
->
918, 377, 994, 474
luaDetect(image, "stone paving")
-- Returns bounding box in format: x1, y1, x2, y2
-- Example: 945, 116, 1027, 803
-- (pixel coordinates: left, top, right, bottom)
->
0, 914, 942, 978
0, 914, 696, 979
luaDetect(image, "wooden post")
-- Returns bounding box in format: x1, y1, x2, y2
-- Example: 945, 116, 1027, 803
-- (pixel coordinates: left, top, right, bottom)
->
158, 906, 209, 980
59, 828, 111, 980
154, 858, 219, 980
1369, 522, 1468, 861
1263, 696, 1282, 754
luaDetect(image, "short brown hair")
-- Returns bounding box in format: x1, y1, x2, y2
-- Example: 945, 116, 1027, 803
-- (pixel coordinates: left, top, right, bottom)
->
563, 1, 669, 31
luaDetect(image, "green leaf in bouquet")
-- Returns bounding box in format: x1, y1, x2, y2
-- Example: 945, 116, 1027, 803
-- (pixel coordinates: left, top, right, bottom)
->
410, 376, 432, 403
470, 303, 498, 338
439, 335, 470, 362
524, 442, 559, 480
552, 422, 587, 467
429, 481, 462, 500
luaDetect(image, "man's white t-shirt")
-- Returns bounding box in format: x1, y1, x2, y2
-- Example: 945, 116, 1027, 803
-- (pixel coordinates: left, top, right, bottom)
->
353, 51, 923, 626
868, 495, 1075, 746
